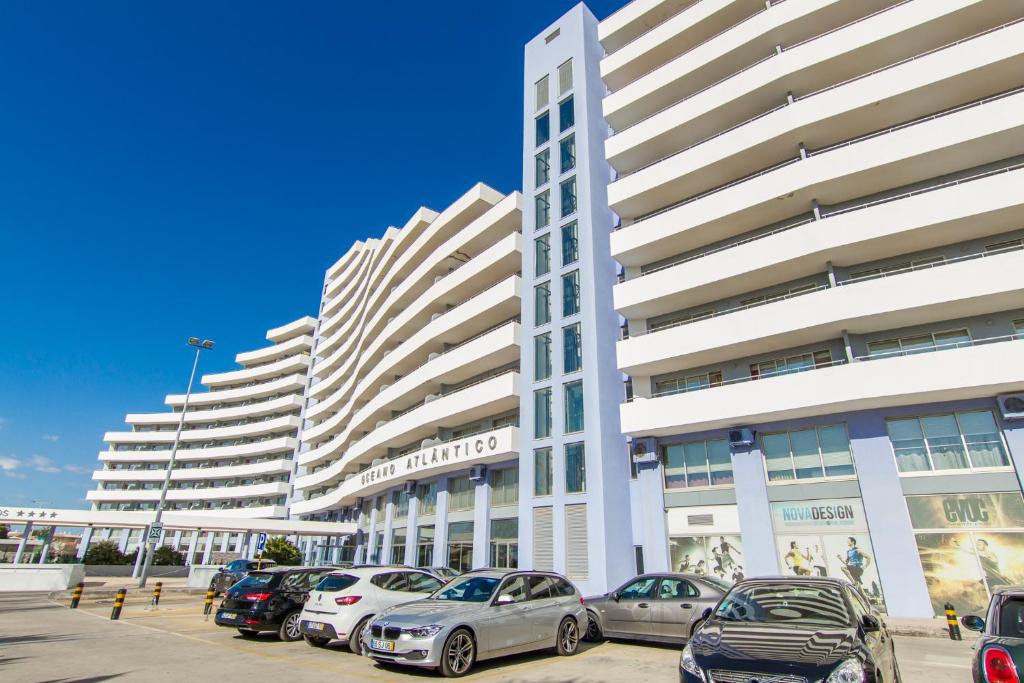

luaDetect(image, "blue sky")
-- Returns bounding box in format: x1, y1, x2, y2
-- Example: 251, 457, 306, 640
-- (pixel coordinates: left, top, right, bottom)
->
0, 0, 622, 508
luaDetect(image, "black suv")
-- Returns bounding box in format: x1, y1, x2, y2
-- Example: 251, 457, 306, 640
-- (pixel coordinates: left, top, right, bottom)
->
215, 566, 333, 640
211, 558, 277, 596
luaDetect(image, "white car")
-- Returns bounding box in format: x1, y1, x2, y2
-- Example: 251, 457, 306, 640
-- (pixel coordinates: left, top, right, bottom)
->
298, 567, 445, 653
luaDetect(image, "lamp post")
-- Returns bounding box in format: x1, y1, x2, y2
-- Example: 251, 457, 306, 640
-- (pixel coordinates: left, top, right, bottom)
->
137, 337, 215, 588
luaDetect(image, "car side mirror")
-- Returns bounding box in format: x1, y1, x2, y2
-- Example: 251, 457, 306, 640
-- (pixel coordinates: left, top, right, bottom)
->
610, 591, 620, 602
701, 607, 713, 621
860, 614, 880, 632
961, 615, 985, 632
494, 595, 515, 606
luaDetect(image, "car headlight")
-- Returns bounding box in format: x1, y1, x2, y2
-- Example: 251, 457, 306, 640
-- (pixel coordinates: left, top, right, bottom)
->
826, 659, 865, 683
680, 643, 706, 682
405, 624, 444, 639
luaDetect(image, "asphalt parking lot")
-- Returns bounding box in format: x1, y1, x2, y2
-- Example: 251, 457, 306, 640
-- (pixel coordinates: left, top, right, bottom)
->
0, 591, 976, 683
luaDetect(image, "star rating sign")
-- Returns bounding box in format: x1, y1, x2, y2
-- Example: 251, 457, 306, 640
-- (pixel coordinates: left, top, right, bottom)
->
27, 511, 36, 518
50, 512, 58, 518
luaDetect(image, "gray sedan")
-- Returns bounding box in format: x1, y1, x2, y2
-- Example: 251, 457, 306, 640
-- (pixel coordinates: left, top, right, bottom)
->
584, 573, 729, 644
362, 569, 586, 677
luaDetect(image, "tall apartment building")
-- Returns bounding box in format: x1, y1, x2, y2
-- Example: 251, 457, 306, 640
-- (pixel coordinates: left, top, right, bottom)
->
87, 317, 315, 559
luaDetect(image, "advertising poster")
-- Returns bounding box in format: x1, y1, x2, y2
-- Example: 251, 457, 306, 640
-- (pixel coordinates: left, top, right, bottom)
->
907, 493, 1024, 615
669, 535, 745, 583
771, 498, 886, 609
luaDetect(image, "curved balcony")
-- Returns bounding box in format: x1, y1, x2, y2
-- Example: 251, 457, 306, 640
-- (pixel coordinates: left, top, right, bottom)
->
290, 426, 518, 515
266, 317, 316, 344
126, 395, 304, 427
201, 354, 310, 389
235, 335, 313, 367
166, 373, 307, 407
621, 334, 1024, 437
321, 245, 375, 323
105, 415, 302, 446
92, 458, 294, 483
86, 481, 291, 503
98, 436, 299, 464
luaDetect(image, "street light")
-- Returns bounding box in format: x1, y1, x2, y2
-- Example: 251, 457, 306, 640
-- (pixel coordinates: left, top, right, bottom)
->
137, 337, 215, 588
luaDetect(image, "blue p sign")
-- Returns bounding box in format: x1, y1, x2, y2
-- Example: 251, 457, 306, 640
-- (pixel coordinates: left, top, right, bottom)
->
256, 533, 267, 551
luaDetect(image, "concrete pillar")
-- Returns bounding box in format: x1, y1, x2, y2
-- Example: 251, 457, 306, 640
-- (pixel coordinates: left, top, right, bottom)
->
367, 503, 380, 564
117, 528, 130, 553
471, 479, 490, 569
77, 527, 94, 561
733, 444, 779, 576
404, 493, 419, 567
13, 522, 33, 564
100, 527, 113, 541
636, 460, 671, 572
237, 531, 250, 555
185, 530, 200, 566
220, 533, 230, 553
172, 530, 183, 550
433, 477, 450, 568
201, 531, 215, 565
131, 532, 146, 577
38, 526, 56, 564
381, 497, 395, 565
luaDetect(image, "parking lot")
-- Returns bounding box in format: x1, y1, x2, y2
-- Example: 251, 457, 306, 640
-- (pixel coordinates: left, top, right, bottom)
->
0, 591, 976, 682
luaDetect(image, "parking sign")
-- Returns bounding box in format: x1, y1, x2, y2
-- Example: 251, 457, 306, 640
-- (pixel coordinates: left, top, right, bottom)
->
256, 532, 267, 551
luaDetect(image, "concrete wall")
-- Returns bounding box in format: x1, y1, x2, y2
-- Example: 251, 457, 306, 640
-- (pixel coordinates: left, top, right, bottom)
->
0, 564, 85, 592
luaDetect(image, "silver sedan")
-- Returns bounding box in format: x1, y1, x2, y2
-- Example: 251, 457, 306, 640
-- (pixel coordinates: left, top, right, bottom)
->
584, 573, 729, 644
362, 569, 586, 677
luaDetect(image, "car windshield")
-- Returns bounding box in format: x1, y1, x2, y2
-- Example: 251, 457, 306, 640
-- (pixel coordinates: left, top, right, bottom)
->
225, 560, 247, 572
429, 576, 499, 603
233, 572, 277, 590
315, 574, 359, 593
715, 583, 850, 627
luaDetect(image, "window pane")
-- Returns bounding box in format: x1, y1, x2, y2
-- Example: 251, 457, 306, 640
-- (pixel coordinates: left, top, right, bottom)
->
535, 149, 550, 187
535, 75, 549, 111
563, 323, 582, 374
886, 418, 930, 472
565, 381, 584, 434
790, 429, 824, 479
448, 521, 474, 542
562, 270, 580, 317
707, 439, 734, 486
535, 191, 550, 229
683, 441, 710, 488
535, 282, 551, 325
558, 59, 572, 95
763, 433, 794, 481
959, 411, 1008, 468
536, 112, 550, 146
934, 329, 970, 348
534, 447, 553, 496
901, 335, 934, 355
662, 444, 685, 490
534, 333, 552, 381
417, 482, 437, 515
818, 425, 855, 477
560, 134, 576, 174
534, 234, 550, 276
534, 388, 552, 438
566, 442, 586, 493
867, 339, 901, 358
560, 177, 577, 217
448, 477, 473, 511
559, 96, 574, 132
922, 414, 968, 470
561, 220, 579, 265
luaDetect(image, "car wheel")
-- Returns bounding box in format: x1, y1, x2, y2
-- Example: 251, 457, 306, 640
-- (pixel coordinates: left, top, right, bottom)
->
278, 611, 302, 642
584, 611, 603, 642
305, 635, 330, 648
349, 616, 371, 655
440, 628, 475, 678
237, 628, 259, 639
557, 617, 581, 656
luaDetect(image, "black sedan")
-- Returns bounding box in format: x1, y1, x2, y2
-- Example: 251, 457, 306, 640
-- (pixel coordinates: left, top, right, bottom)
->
681, 577, 900, 683
961, 585, 1024, 683
214, 566, 333, 640
210, 558, 277, 596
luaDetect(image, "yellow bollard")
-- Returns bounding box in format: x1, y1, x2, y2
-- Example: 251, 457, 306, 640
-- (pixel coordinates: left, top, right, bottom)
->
944, 602, 962, 641
111, 588, 127, 620
203, 583, 215, 620
70, 582, 84, 609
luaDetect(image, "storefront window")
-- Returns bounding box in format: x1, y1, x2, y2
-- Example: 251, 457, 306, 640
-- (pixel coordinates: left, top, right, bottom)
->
416, 526, 434, 567
762, 424, 855, 482
391, 531, 406, 565
447, 521, 474, 573
906, 492, 1024, 615
662, 438, 733, 489
490, 518, 519, 569
887, 410, 1009, 473
669, 535, 745, 583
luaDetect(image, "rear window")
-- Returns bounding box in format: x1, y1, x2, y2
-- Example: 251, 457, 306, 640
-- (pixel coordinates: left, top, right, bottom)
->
315, 574, 359, 592
234, 572, 277, 589
998, 597, 1024, 638
554, 578, 576, 597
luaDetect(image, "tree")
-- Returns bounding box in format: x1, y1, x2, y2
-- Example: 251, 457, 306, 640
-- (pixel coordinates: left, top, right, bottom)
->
0, 523, 8, 539
153, 546, 184, 566
262, 536, 301, 566
83, 540, 131, 565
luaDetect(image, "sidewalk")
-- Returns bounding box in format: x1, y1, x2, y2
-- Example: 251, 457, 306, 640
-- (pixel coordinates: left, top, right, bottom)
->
887, 617, 978, 642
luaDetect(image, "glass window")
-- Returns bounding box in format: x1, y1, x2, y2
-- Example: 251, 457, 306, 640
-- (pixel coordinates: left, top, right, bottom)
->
392, 490, 410, 519
447, 521, 474, 573
447, 476, 474, 511
1013, 319, 1024, 339
561, 220, 578, 265
416, 526, 434, 567
433, 575, 498, 602
560, 177, 577, 218
527, 575, 558, 600
566, 442, 586, 493
867, 329, 971, 359
535, 111, 550, 146
535, 148, 550, 187
390, 531, 406, 565
534, 234, 550, 276
562, 270, 580, 317
564, 381, 584, 434
557, 59, 572, 95
371, 572, 409, 591
490, 467, 518, 507
619, 576, 657, 600
662, 438, 733, 490
534, 447, 553, 496
417, 482, 437, 515
534, 332, 552, 381
560, 134, 576, 174
559, 95, 574, 132
762, 425, 855, 482
654, 371, 723, 396
563, 323, 582, 374
534, 388, 552, 438
535, 75, 549, 111
657, 578, 699, 600
751, 349, 832, 379
496, 574, 528, 603
886, 410, 1008, 473
408, 572, 443, 593
535, 282, 551, 325
490, 518, 518, 569
535, 190, 550, 230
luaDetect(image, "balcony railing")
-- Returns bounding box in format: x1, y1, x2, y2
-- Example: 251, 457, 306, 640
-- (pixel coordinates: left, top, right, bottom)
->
651, 357, 847, 398
837, 240, 1024, 286
855, 333, 1023, 362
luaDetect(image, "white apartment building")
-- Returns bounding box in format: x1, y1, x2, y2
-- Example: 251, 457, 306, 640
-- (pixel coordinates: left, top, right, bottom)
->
87, 317, 315, 559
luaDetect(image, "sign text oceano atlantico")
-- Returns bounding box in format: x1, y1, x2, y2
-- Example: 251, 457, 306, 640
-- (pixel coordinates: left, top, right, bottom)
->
358, 434, 502, 487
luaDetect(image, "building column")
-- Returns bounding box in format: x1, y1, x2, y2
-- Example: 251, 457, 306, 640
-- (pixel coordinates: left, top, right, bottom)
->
131, 533, 146, 577
367, 502, 380, 564
404, 493, 419, 567
185, 530, 200, 566
847, 413, 934, 618
471, 478, 491, 569
732, 444, 779, 576
381, 497, 395, 565
220, 533, 230, 553
201, 531, 215, 565
1003, 418, 1024, 495
117, 528, 131, 553
13, 522, 34, 564
38, 526, 56, 564
237, 531, 250, 555
433, 478, 450, 568
636, 460, 671, 572
171, 530, 183, 550
77, 527, 93, 561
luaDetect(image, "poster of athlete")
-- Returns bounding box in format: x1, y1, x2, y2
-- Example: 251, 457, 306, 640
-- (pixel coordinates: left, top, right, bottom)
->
669, 535, 746, 583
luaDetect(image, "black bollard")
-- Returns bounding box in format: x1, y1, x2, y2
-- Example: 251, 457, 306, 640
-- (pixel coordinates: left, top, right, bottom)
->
944, 602, 962, 641
70, 582, 84, 609
111, 587, 127, 620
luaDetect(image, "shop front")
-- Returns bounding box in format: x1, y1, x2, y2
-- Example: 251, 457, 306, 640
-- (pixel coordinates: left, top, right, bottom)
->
666, 505, 745, 583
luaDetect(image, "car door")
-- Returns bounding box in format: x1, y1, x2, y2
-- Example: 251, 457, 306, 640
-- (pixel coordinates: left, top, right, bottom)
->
485, 575, 532, 652
370, 571, 409, 613
653, 577, 704, 640
523, 575, 562, 644
849, 586, 893, 678
603, 576, 657, 637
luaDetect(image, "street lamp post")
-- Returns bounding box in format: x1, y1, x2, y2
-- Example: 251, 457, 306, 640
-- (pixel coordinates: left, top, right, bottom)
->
137, 337, 215, 588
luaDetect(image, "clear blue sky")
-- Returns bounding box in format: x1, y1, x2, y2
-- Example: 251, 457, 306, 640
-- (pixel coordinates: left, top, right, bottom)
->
0, 0, 621, 508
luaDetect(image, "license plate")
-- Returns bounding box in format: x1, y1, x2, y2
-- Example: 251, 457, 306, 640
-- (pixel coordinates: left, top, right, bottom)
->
370, 638, 395, 652
220, 612, 237, 620
306, 622, 324, 631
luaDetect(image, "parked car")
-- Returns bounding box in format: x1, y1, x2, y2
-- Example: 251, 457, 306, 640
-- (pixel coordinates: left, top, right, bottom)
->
680, 577, 900, 683
298, 567, 445, 653
210, 558, 277, 596
584, 573, 729, 644
418, 566, 461, 581
961, 585, 1024, 683
362, 569, 586, 677
214, 566, 333, 641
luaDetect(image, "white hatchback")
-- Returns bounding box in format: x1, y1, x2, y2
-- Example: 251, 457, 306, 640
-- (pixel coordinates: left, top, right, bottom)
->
299, 567, 445, 653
